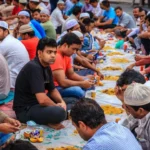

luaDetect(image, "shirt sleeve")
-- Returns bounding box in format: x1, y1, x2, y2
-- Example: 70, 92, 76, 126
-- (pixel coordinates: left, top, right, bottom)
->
119, 16, 130, 27
29, 65, 45, 94
108, 10, 116, 20
57, 12, 65, 25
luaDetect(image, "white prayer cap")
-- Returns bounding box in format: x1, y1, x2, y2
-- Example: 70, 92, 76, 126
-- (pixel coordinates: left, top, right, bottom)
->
18, 11, 30, 17
19, 0, 27, 3
57, 0, 65, 4
79, 13, 90, 19
124, 83, 150, 106
40, 9, 50, 15
30, 0, 39, 2
42, 0, 49, 2
0, 21, 8, 30
72, 31, 83, 38
66, 19, 78, 30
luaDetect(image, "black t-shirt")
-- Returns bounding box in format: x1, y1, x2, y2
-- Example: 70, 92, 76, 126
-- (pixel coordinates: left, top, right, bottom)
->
13, 57, 55, 112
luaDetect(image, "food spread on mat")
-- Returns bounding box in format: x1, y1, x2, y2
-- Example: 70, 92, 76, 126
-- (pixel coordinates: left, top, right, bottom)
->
111, 57, 130, 63
47, 146, 81, 150
102, 66, 122, 71
101, 88, 115, 95
104, 76, 119, 81
107, 51, 123, 56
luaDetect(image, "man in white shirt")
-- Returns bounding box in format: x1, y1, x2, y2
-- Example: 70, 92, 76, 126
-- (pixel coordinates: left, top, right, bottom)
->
0, 21, 29, 88
39, 0, 51, 14
51, 0, 65, 34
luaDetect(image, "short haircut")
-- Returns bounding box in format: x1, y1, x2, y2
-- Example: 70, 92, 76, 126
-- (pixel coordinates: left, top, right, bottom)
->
59, 33, 81, 46
146, 14, 150, 22
90, 0, 98, 3
116, 69, 146, 87
32, 8, 41, 14
70, 98, 106, 129
2, 140, 38, 150
79, 22, 86, 34
115, 6, 122, 11
23, 31, 35, 37
141, 9, 148, 15
86, 11, 94, 19
130, 103, 150, 112
101, 0, 110, 8
133, 6, 143, 12
72, 6, 81, 16
82, 18, 92, 26
14, 0, 19, 3
36, 38, 57, 56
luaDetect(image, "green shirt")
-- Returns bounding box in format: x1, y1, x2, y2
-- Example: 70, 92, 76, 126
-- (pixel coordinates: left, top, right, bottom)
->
115, 40, 124, 49
41, 21, 56, 40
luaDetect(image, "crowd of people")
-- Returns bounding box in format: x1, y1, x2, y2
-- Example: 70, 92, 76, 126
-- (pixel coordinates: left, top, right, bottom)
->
0, 0, 150, 149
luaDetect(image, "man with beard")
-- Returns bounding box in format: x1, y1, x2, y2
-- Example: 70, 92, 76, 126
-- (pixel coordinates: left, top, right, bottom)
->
13, 38, 67, 130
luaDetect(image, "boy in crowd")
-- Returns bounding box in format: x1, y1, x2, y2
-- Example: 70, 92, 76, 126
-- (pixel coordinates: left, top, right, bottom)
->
32, 9, 41, 23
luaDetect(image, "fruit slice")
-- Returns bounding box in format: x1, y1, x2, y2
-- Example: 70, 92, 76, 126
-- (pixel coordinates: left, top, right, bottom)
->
24, 131, 31, 138
37, 137, 44, 143
30, 138, 38, 143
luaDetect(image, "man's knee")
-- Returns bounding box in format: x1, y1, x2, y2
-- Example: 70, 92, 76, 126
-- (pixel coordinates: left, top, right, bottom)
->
73, 86, 85, 98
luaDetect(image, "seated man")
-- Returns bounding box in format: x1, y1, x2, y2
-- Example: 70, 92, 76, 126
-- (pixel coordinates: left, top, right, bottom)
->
40, 9, 56, 40
19, 24, 39, 60
0, 111, 20, 147
95, 0, 118, 29
123, 83, 150, 150
13, 38, 66, 130
50, 33, 94, 98
115, 69, 146, 102
70, 98, 142, 150
0, 21, 29, 88
106, 6, 136, 32
32, 9, 41, 23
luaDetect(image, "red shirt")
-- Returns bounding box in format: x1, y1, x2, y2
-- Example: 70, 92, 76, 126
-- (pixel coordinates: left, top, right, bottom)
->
50, 51, 72, 86
21, 37, 39, 60
12, 6, 22, 15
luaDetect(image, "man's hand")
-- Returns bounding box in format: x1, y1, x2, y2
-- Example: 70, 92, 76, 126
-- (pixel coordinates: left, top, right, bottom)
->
56, 101, 67, 111
140, 70, 146, 75
95, 21, 100, 27
135, 55, 144, 61
0, 123, 20, 133
127, 63, 135, 70
4, 117, 21, 128
80, 80, 94, 89
115, 86, 124, 102
86, 75, 95, 80
97, 72, 104, 80
99, 40, 105, 49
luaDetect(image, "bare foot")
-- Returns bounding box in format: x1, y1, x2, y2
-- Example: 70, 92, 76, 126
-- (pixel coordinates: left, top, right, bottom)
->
48, 123, 65, 130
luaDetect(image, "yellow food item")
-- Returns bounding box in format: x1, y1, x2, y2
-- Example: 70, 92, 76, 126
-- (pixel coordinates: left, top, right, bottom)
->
115, 118, 121, 123
102, 88, 115, 95
103, 45, 116, 51
37, 137, 44, 143
98, 81, 104, 86
47, 146, 81, 150
99, 59, 104, 63
24, 131, 31, 138
30, 138, 38, 143
101, 105, 124, 115
107, 51, 123, 56
102, 66, 122, 71
72, 130, 78, 136
104, 76, 119, 81
111, 58, 129, 63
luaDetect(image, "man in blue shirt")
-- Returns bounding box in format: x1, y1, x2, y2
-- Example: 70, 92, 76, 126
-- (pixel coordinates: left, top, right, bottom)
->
66, 0, 83, 16
70, 98, 142, 150
95, 0, 118, 29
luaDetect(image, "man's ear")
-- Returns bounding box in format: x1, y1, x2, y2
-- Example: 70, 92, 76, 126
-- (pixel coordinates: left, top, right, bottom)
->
78, 121, 87, 130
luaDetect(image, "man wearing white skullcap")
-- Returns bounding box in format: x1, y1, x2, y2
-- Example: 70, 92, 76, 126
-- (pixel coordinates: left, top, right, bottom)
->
40, 9, 56, 39
123, 83, 150, 150
79, 12, 90, 22
29, 0, 43, 10
39, 0, 51, 14
51, 0, 65, 34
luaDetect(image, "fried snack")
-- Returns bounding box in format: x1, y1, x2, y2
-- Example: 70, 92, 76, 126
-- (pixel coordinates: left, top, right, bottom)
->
111, 57, 129, 63
101, 88, 115, 95
101, 105, 124, 115
115, 118, 121, 123
104, 76, 119, 81
103, 45, 116, 51
47, 146, 81, 150
98, 81, 104, 86
107, 51, 123, 56
72, 130, 78, 136
102, 66, 122, 71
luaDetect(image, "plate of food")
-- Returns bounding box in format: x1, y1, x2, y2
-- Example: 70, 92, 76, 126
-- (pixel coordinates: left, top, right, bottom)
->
111, 57, 130, 63
107, 51, 123, 56
101, 88, 115, 95
102, 66, 122, 71
104, 76, 119, 81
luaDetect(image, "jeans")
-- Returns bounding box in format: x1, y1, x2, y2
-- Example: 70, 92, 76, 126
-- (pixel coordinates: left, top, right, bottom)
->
75, 69, 94, 76
57, 86, 85, 98
0, 132, 13, 146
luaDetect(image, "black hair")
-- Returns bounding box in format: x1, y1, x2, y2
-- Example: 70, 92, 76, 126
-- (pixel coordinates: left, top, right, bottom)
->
141, 9, 148, 15
133, 6, 143, 12
70, 98, 106, 129
59, 33, 81, 46
72, 6, 81, 16
19, 3, 26, 6
79, 22, 86, 34
2, 140, 38, 150
86, 11, 94, 19
82, 18, 92, 26
115, 6, 122, 11
13, 0, 19, 3
32, 8, 41, 14
101, 0, 110, 8
116, 69, 146, 87
90, 0, 98, 3
23, 31, 35, 37
130, 103, 150, 112
36, 38, 57, 56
